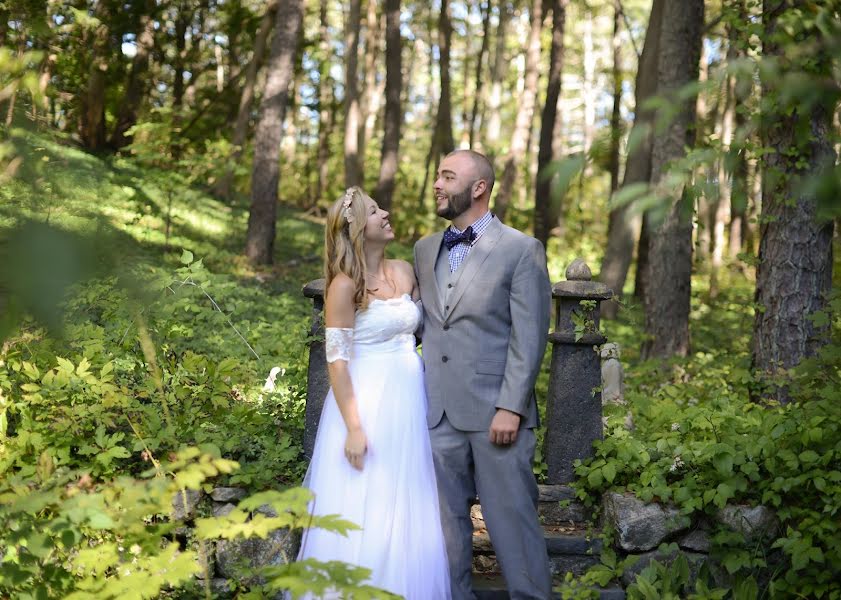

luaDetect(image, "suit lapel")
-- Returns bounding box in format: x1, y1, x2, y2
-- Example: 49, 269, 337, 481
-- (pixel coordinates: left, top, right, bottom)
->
444, 217, 503, 320
423, 232, 445, 318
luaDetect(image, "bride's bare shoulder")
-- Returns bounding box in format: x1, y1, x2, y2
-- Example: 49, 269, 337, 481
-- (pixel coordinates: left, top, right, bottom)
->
387, 259, 417, 286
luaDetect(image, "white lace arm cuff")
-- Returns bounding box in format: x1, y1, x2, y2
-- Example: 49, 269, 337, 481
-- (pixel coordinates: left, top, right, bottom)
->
325, 327, 354, 363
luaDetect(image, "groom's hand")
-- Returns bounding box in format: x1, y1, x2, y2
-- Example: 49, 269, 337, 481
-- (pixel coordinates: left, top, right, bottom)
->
489, 408, 521, 445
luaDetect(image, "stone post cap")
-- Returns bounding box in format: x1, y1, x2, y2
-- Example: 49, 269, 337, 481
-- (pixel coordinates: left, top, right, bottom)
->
566, 258, 592, 281
303, 278, 326, 299
552, 259, 612, 299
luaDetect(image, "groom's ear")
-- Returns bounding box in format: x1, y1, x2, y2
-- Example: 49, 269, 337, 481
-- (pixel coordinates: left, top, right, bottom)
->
472, 179, 487, 200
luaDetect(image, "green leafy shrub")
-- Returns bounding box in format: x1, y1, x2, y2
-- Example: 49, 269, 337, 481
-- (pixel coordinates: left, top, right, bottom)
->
573, 292, 841, 596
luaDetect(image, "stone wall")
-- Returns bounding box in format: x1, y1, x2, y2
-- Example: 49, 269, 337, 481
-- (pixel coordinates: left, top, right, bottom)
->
601, 491, 780, 586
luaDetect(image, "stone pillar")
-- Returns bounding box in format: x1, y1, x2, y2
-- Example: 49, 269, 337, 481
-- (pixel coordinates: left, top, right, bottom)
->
302, 279, 328, 460
544, 259, 612, 484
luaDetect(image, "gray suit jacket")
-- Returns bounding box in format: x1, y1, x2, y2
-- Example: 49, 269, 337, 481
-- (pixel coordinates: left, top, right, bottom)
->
414, 217, 551, 431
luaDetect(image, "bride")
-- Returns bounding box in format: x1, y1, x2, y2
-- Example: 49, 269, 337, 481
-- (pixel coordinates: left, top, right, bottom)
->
295, 187, 451, 599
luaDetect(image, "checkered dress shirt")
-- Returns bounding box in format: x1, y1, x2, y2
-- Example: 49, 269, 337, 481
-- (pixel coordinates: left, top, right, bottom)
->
447, 211, 494, 272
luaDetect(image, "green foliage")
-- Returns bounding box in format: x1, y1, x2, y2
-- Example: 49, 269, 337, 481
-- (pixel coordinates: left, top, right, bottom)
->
0, 127, 407, 597
0, 449, 393, 599
574, 288, 841, 596
626, 556, 735, 600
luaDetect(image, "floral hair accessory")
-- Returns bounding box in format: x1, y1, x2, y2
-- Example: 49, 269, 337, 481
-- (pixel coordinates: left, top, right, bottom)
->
342, 188, 355, 223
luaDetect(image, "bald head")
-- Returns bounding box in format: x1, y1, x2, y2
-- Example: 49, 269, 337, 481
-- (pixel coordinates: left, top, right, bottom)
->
446, 149, 495, 198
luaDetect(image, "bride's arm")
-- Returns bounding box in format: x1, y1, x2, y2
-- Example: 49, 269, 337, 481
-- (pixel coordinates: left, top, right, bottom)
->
325, 275, 367, 471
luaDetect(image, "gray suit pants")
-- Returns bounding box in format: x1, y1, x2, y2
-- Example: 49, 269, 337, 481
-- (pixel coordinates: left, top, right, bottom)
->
430, 415, 552, 600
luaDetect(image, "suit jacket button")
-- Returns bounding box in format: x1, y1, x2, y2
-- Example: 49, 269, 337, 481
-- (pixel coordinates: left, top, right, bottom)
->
447, 283, 453, 288
442, 356, 449, 363
443, 324, 450, 331
445, 305, 450, 310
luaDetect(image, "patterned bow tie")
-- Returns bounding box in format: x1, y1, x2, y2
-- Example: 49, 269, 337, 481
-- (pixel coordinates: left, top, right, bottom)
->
443, 226, 476, 250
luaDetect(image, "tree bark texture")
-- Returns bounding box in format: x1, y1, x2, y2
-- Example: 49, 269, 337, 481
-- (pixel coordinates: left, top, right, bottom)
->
752, 0, 836, 402
469, 0, 492, 148
600, 0, 663, 318
245, 0, 304, 264
435, 0, 455, 157
172, 7, 190, 110
373, 0, 402, 211
493, 0, 543, 222
608, 0, 622, 193
80, 1, 110, 151
214, 0, 278, 200
110, 0, 158, 149
534, 0, 568, 247
641, 0, 704, 360
486, 0, 510, 152
315, 0, 335, 204
360, 0, 384, 168
343, 0, 363, 188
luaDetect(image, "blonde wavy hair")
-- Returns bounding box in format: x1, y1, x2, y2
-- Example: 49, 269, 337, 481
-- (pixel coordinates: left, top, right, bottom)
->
324, 186, 370, 309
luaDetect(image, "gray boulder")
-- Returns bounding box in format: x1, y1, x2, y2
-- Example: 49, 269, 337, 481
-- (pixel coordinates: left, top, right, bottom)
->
716, 505, 778, 542
602, 492, 691, 552
172, 489, 204, 521
211, 487, 248, 503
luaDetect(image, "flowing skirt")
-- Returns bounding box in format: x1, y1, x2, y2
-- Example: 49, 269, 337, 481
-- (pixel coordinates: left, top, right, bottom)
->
297, 339, 451, 599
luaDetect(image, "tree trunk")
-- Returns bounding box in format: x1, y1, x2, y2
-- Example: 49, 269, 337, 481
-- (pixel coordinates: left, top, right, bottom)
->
601, 0, 663, 317
486, 0, 510, 153
435, 0, 455, 156
373, 0, 402, 211
315, 0, 335, 204
244, 0, 304, 265
534, 0, 568, 247
633, 213, 651, 298
641, 0, 704, 360
343, 0, 363, 188
582, 6, 596, 167
36, 51, 56, 121
752, 0, 836, 403
213, 0, 278, 199
693, 42, 711, 265
607, 0, 622, 193
0, 7, 7, 47
110, 0, 158, 149
469, 0, 492, 148
80, 1, 110, 151
172, 7, 189, 111
493, 0, 543, 222
710, 35, 738, 296
360, 0, 384, 169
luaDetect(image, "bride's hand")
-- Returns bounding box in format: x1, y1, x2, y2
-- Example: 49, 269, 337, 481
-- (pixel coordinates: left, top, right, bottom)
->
344, 427, 367, 471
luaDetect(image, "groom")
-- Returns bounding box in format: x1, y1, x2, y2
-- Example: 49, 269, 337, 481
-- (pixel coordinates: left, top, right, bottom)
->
414, 149, 552, 599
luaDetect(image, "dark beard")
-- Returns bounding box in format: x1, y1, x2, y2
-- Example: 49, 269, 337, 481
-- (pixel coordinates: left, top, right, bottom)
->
436, 184, 473, 220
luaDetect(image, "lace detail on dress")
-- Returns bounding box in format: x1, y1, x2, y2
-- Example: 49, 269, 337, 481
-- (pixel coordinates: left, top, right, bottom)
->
325, 327, 354, 363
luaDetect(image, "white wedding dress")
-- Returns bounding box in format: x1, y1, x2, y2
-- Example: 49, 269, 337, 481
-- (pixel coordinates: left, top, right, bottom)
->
296, 294, 451, 599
